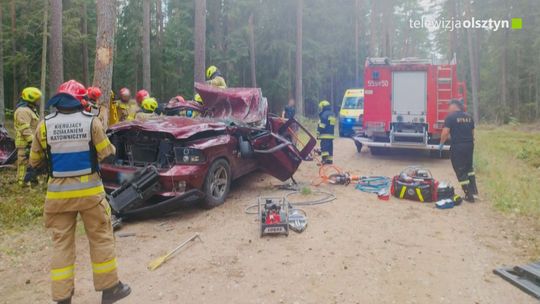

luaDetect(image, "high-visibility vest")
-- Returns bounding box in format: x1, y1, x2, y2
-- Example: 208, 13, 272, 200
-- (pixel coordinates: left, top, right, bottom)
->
317, 108, 336, 139
45, 111, 98, 178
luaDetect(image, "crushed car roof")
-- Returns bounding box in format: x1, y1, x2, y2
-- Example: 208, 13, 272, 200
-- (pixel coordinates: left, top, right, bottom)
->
195, 83, 267, 125
109, 116, 227, 139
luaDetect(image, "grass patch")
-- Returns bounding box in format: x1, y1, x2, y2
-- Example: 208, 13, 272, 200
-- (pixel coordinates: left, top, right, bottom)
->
0, 167, 46, 231
475, 125, 540, 217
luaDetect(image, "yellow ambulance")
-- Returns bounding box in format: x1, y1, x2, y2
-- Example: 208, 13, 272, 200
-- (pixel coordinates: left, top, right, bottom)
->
339, 88, 364, 137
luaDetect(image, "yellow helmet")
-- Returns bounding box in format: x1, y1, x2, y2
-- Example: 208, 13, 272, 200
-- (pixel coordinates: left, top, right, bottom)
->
194, 93, 203, 104
319, 100, 331, 110
206, 65, 218, 80
141, 97, 158, 112
21, 87, 42, 103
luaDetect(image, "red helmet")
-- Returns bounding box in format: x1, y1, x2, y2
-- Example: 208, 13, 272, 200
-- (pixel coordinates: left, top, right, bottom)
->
136, 89, 149, 104
119, 87, 131, 97
87, 87, 102, 101
57, 80, 87, 102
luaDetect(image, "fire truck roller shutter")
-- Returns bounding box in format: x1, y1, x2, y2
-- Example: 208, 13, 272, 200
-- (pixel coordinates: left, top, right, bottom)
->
392, 71, 427, 124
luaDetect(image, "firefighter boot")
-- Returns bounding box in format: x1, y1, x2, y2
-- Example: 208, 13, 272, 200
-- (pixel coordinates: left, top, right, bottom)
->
462, 185, 475, 203
101, 281, 131, 304
469, 174, 479, 196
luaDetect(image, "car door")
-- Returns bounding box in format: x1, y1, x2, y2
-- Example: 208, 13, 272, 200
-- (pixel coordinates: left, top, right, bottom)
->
250, 118, 316, 181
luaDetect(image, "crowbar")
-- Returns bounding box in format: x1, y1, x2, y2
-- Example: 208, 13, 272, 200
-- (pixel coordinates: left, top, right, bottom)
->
147, 233, 202, 271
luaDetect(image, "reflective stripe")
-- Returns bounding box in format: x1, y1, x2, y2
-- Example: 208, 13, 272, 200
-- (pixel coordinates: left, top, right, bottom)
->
47, 180, 103, 192
46, 184, 105, 199
39, 123, 47, 149
29, 150, 42, 161
399, 187, 407, 199
318, 123, 326, 128
459, 180, 470, 185
92, 258, 117, 274
321, 151, 330, 156
51, 265, 75, 281
416, 188, 424, 202
468, 172, 475, 176
95, 138, 111, 153
15, 123, 31, 131
319, 134, 335, 139
328, 116, 336, 125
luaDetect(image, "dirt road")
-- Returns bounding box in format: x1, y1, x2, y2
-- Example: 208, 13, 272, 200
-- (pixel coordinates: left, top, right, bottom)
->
1, 137, 537, 303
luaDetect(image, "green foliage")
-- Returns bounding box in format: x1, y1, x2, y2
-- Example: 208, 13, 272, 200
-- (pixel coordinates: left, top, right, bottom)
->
475, 125, 540, 216
0, 168, 46, 230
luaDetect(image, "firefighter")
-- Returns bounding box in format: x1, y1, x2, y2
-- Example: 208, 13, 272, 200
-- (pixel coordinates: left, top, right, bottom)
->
135, 97, 159, 120
113, 88, 138, 122
317, 100, 336, 165
206, 65, 227, 89
439, 99, 478, 203
135, 89, 149, 107
28, 80, 131, 304
14, 87, 42, 186
84, 87, 108, 126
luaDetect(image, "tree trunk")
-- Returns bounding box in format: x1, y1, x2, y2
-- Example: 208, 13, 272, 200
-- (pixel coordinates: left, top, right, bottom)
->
465, 0, 479, 122
49, 0, 63, 94
10, 0, 17, 107
0, 4, 5, 124
39, 0, 48, 116
369, 0, 377, 56
194, 0, 207, 84
142, 0, 151, 92
354, 0, 360, 86
500, 29, 508, 121
81, 1, 89, 86
157, 0, 164, 99
248, 14, 257, 88
93, 0, 117, 126
295, 0, 304, 116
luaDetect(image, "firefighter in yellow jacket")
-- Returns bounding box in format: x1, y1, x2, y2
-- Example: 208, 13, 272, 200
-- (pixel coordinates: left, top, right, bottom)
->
14, 87, 42, 185
206, 65, 228, 89
110, 88, 138, 126
135, 97, 159, 121
28, 80, 131, 304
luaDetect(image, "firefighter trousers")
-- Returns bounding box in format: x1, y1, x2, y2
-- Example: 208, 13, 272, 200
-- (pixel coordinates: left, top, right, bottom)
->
16, 147, 28, 185
44, 199, 119, 301
450, 142, 477, 195
320, 139, 334, 163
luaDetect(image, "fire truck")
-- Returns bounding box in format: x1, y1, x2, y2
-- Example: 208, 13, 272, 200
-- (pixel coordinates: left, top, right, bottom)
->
353, 57, 467, 157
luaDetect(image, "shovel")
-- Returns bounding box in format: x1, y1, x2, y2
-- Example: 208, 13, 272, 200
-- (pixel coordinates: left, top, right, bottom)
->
147, 233, 202, 271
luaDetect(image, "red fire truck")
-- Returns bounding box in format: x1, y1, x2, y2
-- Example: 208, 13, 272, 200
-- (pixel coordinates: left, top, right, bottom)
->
353, 57, 467, 157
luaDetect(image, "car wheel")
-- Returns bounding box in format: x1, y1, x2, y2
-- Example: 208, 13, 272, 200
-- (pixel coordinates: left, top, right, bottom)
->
201, 159, 231, 209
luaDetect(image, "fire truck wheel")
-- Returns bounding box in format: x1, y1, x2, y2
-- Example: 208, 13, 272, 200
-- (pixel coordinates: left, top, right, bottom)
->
201, 159, 231, 209
354, 141, 363, 153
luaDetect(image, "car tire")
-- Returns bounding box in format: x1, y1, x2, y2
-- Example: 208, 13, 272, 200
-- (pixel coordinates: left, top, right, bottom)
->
201, 159, 231, 209
370, 147, 385, 155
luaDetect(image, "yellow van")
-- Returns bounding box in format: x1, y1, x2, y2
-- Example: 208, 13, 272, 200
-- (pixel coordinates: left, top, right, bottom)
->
339, 89, 364, 137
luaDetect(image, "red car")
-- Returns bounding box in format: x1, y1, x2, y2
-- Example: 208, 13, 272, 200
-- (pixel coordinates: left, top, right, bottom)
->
101, 84, 316, 219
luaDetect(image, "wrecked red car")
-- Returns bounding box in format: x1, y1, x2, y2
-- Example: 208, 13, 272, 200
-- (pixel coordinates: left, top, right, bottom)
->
0, 125, 16, 166
101, 84, 316, 219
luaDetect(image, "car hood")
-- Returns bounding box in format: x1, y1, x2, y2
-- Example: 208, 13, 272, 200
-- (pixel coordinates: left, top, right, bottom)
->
195, 83, 267, 125
109, 116, 227, 139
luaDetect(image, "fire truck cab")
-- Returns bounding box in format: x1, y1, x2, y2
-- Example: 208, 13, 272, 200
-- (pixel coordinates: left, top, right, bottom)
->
353, 57, 466, 157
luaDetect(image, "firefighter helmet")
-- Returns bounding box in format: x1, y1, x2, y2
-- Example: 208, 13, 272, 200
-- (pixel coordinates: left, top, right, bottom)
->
119, 87, 131, 97
58, 80, 87, 102
141, 97, 158, 112
87, 87, 102, 101
136, 89, 149, 104
206, 65, 218, 80
319, 100, 331, 110
21, 87, 42, 103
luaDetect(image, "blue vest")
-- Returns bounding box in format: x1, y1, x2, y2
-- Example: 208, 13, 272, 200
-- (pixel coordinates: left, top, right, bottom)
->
45, 111, 97, 177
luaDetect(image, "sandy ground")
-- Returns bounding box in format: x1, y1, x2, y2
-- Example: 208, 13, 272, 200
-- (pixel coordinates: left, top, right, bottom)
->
1, 137, 538, 304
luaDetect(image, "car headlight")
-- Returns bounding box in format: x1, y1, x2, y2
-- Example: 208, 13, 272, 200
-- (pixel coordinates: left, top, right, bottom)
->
174, 147, 206, 164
